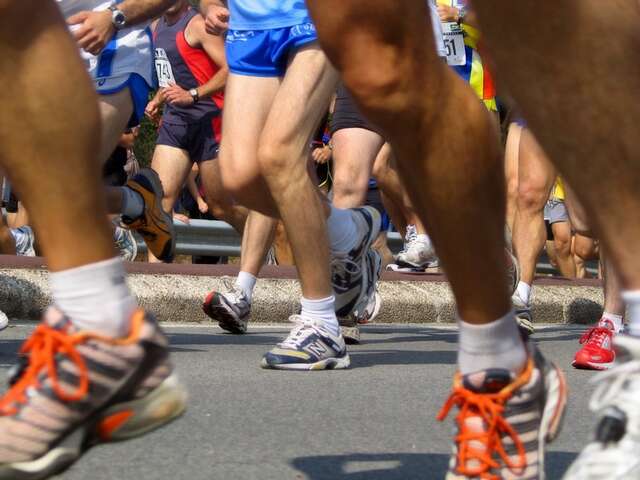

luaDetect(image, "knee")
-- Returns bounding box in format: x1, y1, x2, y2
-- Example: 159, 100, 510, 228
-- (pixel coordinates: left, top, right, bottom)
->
256, 142, 302, 183
517, 181, 547, 213
553, 234, 572, 257
574, 240, 594, 262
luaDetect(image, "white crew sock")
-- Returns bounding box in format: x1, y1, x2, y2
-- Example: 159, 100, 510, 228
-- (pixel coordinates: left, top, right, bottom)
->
327, 205, 357, 254
50, 257, 137, 337
457, 311, 527, 376
300, 295, 340, 336
516, 281, 531, 305
600, 312, 624, 333
622, 290, 640, 337
235, 271, 257, 303
121, 186, 145, 221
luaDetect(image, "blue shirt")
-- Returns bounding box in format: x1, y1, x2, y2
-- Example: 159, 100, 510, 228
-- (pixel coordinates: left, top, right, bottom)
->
228, 0, 311, 30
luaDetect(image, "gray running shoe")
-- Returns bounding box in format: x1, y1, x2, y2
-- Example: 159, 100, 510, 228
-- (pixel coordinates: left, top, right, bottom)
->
332, 206, 381, 318
339, 244, 383, 344
113, 223, 138, 261
11, 226, 35, 257
563, 335, 640, 480
202, 281, 251, 334
262, 315, 350, 370
439, 346, 567, 480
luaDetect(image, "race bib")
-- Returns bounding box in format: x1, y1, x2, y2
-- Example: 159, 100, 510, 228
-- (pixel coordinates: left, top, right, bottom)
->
442, 22, 466, 67
155, 48, 175, 87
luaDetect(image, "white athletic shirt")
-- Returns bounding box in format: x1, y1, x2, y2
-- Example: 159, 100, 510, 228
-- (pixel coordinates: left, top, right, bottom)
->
56, 0, 155, 91
428, 0, 447, 58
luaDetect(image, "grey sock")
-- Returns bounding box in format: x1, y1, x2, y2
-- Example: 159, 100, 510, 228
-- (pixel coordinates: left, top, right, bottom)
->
121, 186, 145, 221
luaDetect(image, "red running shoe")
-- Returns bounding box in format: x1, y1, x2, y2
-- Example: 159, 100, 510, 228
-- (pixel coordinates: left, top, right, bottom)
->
572, 319, 616, 370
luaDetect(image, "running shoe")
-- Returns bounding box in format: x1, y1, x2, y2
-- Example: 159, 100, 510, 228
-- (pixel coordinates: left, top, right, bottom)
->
261, 315, 350, 370
572, 319, 616, 370
438, 346, 567, 480
202, 281, 251, 334
512, 292, 534, 338
506, 247, 520, 297
0, 310, 7, 332
331, 206, 381, 318
122, 168, 176, 263
11, 226, 35, 257
563, 335, 640, 479
339, 249, 383, 344
0, 307, 187, 480
113, 222, 138, 261
395, 232, 439, 270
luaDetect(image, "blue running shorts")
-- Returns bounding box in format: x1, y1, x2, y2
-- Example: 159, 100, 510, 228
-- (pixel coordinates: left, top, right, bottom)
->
225, 23, 318, 77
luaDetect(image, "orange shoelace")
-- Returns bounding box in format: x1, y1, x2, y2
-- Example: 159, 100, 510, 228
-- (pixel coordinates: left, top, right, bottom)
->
0, 323, 90, 415
0, 310, 144, 416
436, 360, 533, 480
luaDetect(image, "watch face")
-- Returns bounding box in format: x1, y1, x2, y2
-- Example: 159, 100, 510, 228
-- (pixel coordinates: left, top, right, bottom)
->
113, 11, 126, 27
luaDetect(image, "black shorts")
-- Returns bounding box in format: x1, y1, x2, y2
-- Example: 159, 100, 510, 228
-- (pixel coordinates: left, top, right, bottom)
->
157, 112, 220, 163
331, 83, 380, 135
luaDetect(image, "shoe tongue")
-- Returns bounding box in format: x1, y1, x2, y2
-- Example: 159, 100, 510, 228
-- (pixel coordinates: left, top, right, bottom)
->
462, 369, 514, 393
598, 319, 615, 331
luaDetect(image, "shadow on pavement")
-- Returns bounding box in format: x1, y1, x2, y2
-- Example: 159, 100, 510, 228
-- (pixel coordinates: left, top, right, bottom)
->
167, 332, 281, 347
350, 349, 456, 367
291, 451, 577, 480
291, 452, 448, 480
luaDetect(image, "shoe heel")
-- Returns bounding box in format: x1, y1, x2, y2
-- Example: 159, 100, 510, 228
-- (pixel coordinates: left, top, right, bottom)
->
95, 373, 188, 442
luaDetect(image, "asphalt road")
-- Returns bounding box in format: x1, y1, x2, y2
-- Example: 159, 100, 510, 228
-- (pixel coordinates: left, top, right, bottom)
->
0, 323, 594, 480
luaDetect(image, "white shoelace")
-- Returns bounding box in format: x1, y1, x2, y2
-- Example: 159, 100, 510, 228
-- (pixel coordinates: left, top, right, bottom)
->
330, 256, 361, 286
278, 315, 321, 350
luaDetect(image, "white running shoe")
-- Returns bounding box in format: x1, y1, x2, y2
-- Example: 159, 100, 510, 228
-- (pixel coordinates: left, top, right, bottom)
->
262, 315, 350, 370
395, 226, 438, 270
563, 335, 640, 479
0, 310, 7, 331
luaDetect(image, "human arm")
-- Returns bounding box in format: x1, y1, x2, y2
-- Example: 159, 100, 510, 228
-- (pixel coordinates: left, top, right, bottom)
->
67, 0, 177, 56
163, 16, 228, 106
436, 3, 479, 28
186, 165, 209, 214
145, 90, 165, 122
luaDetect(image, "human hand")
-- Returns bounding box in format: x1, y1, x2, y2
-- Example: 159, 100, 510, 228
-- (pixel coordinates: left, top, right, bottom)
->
67, 10, 115, 56
197, 197, 209, 214
437, 4, 459, 22
312, 145, 332, 165
203, 4, 230, 35
164, 84, 194, 107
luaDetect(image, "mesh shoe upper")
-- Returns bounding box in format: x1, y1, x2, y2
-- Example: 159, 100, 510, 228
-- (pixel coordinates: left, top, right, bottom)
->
0, 308, 171, 465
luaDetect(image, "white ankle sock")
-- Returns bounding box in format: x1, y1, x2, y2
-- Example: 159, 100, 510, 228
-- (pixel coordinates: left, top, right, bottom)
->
516, 281, 531, 305
235, 271, 257, 303
457, 311, 527, 376
622, 290, 640, 337
601, 312, 624, 333
327, 206, 357, 254
121, 186, 145, 220
300, 295, 340, 336
50, 257, 136, 337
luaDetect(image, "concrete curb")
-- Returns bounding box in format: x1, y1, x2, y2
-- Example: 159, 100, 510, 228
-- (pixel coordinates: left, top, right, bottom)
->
0, 267, 604, 325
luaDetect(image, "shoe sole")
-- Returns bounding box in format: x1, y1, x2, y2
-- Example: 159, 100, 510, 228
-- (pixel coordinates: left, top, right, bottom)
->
538, 361, 568, 480
358, 292, 382, 325
129, 169, 176, 263
202, 292, 248, 334
260, 354, 351, 371
571, 359, 613, 371
0, 374, 187, 480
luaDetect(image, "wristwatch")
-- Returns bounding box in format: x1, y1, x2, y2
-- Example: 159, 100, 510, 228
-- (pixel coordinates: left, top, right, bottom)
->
189, 88, 200, 103
456, 6, 467, 26
108, 4, 127, 30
